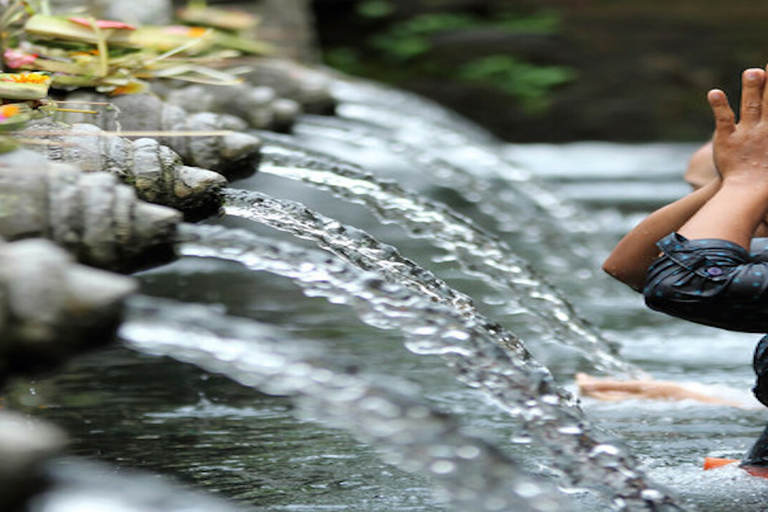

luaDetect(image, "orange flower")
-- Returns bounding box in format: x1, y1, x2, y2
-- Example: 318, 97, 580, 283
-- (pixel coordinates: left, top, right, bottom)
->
0, 105, 21, 122
110, 81, 148, 96
163, 25, 209, 38
1, 73, 50, 84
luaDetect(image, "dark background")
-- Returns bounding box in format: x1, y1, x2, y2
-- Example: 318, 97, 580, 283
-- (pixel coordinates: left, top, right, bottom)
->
311, 0, 768, 142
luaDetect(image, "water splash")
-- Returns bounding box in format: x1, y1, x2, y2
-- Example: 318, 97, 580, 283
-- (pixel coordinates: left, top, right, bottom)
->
30, 458, 251, 512
329, 77, 497, 144
325, 79, 603, 252
293, 114, 600, 274
120, 294, 570, 512
224, 188, 584, 370
176, 223, 682, 511
252, 138, 638, 378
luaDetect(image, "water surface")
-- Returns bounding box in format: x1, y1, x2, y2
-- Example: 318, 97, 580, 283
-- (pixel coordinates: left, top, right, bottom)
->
10, 132, 768, 511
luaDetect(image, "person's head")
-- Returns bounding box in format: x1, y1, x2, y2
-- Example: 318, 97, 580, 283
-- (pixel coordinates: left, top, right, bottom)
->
684, 141, 717, 190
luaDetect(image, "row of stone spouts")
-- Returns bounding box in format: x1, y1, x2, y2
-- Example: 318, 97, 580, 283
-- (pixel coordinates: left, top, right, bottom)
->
0, 56, 338, 511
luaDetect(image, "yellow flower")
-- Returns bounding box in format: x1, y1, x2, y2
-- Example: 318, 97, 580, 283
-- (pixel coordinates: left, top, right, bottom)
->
1, 73, 51, 84
109, 81, 148, 96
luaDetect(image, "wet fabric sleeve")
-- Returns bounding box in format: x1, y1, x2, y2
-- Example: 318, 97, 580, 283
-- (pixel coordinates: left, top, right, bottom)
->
753, 335, 768, 408
751, 238, 768, 261
643, 233, 768, 332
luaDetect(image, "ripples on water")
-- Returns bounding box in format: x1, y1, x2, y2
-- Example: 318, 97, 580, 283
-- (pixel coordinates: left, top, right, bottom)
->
9, 77, 768, 511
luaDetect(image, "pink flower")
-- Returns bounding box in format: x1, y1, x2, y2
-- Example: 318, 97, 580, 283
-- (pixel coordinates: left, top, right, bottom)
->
67, 17, 137, 30
3, 49, 38, 69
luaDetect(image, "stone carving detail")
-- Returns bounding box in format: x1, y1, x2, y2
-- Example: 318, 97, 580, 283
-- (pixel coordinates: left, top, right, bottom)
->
19, 122, 227, 215
0, 237, 136, 379
57, 92, 262, 177
0, 160, 181, 271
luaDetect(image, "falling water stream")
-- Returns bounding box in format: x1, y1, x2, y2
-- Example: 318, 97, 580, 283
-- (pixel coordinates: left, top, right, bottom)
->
251, 138, 633, 377
12, 76, 768, 512
174, 222, 673, 509
292, 114, 597, 267
119, 294, 568, 512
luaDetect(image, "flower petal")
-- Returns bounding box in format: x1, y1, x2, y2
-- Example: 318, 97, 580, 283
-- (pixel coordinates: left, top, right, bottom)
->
68, 17, 137, 30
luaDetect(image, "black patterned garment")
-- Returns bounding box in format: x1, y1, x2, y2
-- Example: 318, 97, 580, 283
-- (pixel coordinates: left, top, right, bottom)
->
643, 232, 768, 421
644, 233, 768, 333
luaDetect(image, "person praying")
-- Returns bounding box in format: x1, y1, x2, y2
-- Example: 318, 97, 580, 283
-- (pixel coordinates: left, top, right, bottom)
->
601, 65, 768, 467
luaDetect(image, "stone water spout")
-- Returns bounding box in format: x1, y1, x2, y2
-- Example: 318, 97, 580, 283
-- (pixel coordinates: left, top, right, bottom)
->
238, 58, 338, 116
0, 160, 181, 271
0, 237, 136, 383
17, 122, 226, 215
0, 410, 67, 512
55, 92, 262, 178
161, 82, 303, 133
153, 58, 337, 133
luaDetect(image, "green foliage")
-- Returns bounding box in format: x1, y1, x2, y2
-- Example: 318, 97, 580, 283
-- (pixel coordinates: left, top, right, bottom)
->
356, 0, 396, 19
458, 55, 576, 113
369, 11, 561, 62
370, 13, 477, 61
321, 4, 574, 114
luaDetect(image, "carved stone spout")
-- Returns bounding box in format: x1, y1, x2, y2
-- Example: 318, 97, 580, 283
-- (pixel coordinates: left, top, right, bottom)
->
58, 92, 262, 178
0, 159, 181, 272
162, 82, 302, 133
0, 237, 137, 381
0, 410, 67, 511
19, 121, 227, 215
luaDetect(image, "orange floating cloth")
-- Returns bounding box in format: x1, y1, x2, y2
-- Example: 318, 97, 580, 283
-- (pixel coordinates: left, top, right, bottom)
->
703, 457, 738, 470
704, 457, 768, 478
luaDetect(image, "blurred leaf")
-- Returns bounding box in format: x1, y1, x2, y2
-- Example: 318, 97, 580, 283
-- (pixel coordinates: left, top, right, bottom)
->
495, 10, 561, 33
356, 0, 396, 19
458, 55, 576, 113
322, 4, 576, 114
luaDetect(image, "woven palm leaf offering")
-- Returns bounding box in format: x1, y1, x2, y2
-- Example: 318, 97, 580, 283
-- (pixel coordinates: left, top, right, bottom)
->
0, 1, 272, 187
0, 72, 51, 100
10, 16, 261, 92
0, 103, 31, 152
0, 71, 52, 152
1, 0, 275, 91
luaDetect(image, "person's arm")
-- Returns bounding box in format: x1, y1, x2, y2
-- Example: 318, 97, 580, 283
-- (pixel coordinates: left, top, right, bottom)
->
602, 179, 721, 290
641, 68, 768, 333
678, 72, 768, 246
604, 67, 768, 291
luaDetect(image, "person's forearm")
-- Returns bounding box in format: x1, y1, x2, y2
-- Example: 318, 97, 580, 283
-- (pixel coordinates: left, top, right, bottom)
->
602, 180, 721, 290
682, 76, 768, 248
679, 178, 768, 249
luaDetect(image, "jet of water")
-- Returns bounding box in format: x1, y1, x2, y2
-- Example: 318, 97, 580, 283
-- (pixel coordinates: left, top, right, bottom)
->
120, 294, 572, 512
292, 114, 600, 274
175, 223, 682, 511
252, 138, 637, 379
223, 188, 525, 353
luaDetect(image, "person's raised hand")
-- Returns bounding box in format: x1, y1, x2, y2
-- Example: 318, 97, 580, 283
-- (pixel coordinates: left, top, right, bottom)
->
708, 66, 768, 188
